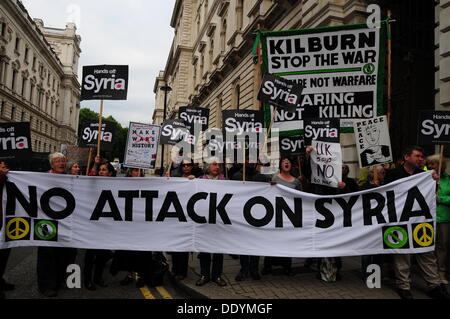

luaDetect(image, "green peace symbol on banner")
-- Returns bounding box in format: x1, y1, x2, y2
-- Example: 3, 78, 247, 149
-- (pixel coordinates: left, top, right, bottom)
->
363, 63, 376, 75
383, 226, 408, 249
34, 220, 57, 241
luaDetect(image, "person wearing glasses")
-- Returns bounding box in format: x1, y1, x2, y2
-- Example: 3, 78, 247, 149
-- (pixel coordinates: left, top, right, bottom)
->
196, 159, 227, 287
37, 153, 78, 298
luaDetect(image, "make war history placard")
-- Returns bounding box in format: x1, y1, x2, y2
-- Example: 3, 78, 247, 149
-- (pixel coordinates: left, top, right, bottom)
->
259, 22, 387, 135
0, 122, 32, 160
124, 122, 161, 170
81, 65, 129, 101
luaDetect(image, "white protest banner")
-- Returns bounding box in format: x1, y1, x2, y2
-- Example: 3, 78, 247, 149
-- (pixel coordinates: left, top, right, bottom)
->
311, 140, 342, 188
259, 22, 387, 135
124, 122, 161, 170
1, 171, 436, 257
354, 115, 392, 168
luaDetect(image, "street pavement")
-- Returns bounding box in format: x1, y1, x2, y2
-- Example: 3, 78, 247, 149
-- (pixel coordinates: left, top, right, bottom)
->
2, 247, 187, 299
2, 248, 438, 300
168, 254, 433, 300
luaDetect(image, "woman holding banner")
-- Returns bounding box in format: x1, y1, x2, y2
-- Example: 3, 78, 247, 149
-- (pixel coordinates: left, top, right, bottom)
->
83, 162, 115, 291
110, 168, 151, 288
68, 161, 81, 176
196, 159, 227, 287
37, 153, 78, 298
427, 155, 450, 285
170, 160, 195, 281
262, 157, 301, 277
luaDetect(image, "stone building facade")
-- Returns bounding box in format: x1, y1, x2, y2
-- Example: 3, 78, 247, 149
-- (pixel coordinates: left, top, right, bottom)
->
154, 0, 449, 174
436, 0, 450, 110
0, 0, 81, 156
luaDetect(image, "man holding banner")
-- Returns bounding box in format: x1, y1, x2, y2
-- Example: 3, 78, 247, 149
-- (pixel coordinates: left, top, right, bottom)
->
385, 146, 449, 299
0, 161, 14, 299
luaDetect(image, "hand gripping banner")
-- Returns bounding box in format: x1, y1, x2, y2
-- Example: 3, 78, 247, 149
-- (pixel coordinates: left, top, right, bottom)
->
1, 171, 436, 257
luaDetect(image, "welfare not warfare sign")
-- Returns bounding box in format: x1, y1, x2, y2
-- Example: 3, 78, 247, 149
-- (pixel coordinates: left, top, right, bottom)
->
81, 65, 129, 101
1, 171, 437, 257
259, 22, 387, 135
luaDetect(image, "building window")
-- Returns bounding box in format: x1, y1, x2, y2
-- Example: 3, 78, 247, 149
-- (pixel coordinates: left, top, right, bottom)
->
21, 77, 27, 97
216, 95, 223, 128
0, 22, 6, 37
193, 61, 198, 88
21, 111, 25, 122
11, 70, 18, 93
24, 47, 29, 63
200, 54, 204, 79
46, 96, 50, 113
221, 19, 227, 52
15, 37, 20, 53
11, 106, 15, 121
237, 0, 244, 31
233, 81, 241, 110
209, 38, 214, 69
30, 84, 35, 104
32, 56, 37, 70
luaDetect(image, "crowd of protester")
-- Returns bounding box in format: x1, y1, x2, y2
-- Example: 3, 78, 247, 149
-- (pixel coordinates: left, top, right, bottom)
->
0, 144, 449, 299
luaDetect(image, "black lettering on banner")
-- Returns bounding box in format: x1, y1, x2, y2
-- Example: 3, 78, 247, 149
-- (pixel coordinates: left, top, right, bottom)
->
275, 197, 302, 228
141, 191, 158, 222
315, 199, 334, 229
91, 190, 123, 221
5, 182, 38, 218
187, 193, 208, 224
244, 197, 274, 227
209, 193, 232, 225
400, 186, 432, 222
156, 192, 187, 222
386, 191, 398, 223
40, 188, 75, 220
118, 191, 140, 222
363, 193, 387, 226
335, 196, 359, 227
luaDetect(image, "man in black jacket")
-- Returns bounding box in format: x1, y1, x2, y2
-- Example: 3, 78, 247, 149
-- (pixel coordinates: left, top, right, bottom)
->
0, 161, 15, 299
385, 146, 449, 299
